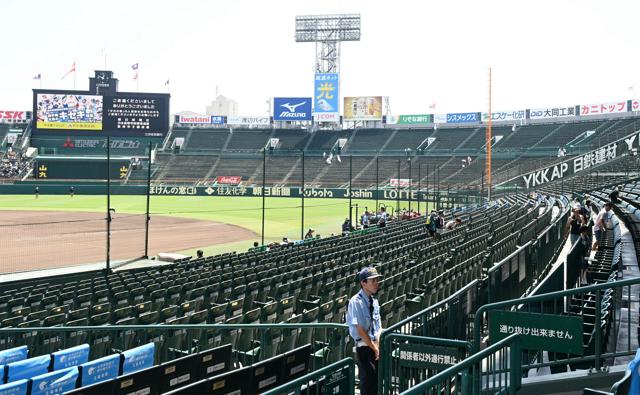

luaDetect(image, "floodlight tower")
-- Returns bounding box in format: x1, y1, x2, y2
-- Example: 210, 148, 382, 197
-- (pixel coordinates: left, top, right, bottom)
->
295, 14, 361, 73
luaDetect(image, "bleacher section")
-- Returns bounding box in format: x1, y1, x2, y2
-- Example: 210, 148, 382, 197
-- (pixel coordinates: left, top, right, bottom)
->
225, 129, 272, 151
185, 130, 228, 150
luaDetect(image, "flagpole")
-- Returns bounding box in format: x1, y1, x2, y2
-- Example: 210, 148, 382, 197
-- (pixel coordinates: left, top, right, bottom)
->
73, 63, 76, 90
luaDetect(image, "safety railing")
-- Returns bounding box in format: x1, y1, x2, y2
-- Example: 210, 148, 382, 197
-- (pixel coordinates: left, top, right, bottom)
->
474, 277, 640, 375
486, 196, 570, 304
378, 280, 481, 394
383, 334, 470, 394
262, 357, 356, 395
399, 333, 521, 395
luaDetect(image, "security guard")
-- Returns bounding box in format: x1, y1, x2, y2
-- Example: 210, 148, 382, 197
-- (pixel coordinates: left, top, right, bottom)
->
346, 267, 382, 395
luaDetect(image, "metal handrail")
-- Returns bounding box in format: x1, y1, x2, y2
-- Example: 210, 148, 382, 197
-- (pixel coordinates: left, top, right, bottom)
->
399, 334, 521, 395
261, 357, 355, 395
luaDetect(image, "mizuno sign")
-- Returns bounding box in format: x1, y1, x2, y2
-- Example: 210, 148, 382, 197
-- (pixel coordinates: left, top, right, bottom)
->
273, 97, 312, 121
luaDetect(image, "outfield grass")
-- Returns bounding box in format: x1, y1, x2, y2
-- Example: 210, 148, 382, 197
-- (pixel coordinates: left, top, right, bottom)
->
0, 194, 428, 256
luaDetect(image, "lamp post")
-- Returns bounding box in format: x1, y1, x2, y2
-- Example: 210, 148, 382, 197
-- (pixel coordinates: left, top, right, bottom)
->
396, 159, 401, 217
349, 155, 353, 226
261, 147, 266, 245
417, 162, 421, 215
406, 148, 412, 213
301, 150, 305, 240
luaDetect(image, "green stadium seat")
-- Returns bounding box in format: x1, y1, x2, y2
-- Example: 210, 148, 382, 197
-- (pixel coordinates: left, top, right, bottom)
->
68, 307, 88, 321
220, 315, 241, 350
66, 318, 88, 347
236, 308, 262, 365
297, 307, 319, 348
113, 317, 137, 352
159, 305, 179, 323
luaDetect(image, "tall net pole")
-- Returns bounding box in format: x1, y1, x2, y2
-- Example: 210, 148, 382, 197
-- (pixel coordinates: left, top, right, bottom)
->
486, 67, 493, 201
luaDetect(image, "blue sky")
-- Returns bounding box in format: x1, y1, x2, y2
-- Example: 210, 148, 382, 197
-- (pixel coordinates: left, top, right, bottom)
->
1, 0, 638, 116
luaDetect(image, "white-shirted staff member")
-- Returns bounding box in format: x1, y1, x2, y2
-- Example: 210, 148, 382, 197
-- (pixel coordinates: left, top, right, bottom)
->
346, 267, 383, 395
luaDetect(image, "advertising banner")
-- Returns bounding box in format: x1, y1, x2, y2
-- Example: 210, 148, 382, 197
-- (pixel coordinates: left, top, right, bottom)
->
446, 112, 480, 123
36, 93, 103, 130
481, 110, 526, 122
434, 114, 447, 124
529, 106, 576, 119
389, 114, 433, 124
33, 90, 170, 137
273, 97, 312, 121
390, 178, 411, 187
314, 112, 340, 122
227, 116, 270, 126
0, 110, 29, 123
216, 176, 242, 185
633, 100, 639, 112
179, 114, 224, 124
151, 184, 440, 202
518, 130, 640, 188
579, 100, 627, 116
343, 96, 383, 121
314, 73, 339, 118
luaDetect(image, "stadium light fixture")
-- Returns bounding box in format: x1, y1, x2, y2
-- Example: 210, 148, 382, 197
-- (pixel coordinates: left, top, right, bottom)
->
295, 14, 361, 73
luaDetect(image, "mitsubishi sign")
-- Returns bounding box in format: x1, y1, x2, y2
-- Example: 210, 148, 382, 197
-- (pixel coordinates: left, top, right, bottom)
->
273, 97, 312, 121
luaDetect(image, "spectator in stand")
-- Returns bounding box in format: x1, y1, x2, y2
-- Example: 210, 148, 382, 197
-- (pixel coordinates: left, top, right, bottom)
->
361, 211, 370, 228
436, 211, 445, 233
379, 207, 388, 222
34, 186, 39, 199
426, 210, 438, 239
444, 217, 462, 230
565, 207, 586, 244
581, 199, 592, 223
342, 218, 352, 234
304, 228, 315, 239
196, 250, 204, 259
609, 186, 622, 204
69, 186, 75, 197
577, 226, 591, 286
592, 202, 613, 251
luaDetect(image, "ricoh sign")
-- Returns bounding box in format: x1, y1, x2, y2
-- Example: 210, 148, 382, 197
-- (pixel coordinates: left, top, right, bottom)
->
273, 98, 312, 121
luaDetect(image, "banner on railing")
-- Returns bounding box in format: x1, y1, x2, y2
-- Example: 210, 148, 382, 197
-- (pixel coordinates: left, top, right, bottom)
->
632, 100, 639, 112
446, 112, 480, 123
481, 110, 526, 122
148, 184, 471, 203
227, 116, 270, 126
529, 106, 576, 119
579, 101, 627, 116
517, 130, 640, 188
178, 114, 224, 124
388, 114, 433, 124
216, 176, 242, 185
390, 178, 411, 187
